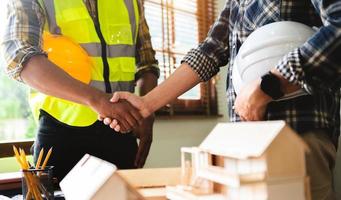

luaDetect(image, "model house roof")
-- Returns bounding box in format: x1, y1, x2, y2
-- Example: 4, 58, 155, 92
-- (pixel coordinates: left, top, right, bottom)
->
199, 121, 307, 159
60, 154, 145, 200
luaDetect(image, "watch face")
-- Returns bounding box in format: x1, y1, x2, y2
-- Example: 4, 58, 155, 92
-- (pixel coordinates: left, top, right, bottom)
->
260, 72, 284, 100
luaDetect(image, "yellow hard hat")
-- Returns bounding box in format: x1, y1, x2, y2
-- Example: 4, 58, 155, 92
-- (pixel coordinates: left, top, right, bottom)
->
43, 32, 92, 84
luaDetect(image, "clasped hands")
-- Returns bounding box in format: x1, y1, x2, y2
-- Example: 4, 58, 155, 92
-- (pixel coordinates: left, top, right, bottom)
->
95, 92, 150, 133
93, 92, 153, 168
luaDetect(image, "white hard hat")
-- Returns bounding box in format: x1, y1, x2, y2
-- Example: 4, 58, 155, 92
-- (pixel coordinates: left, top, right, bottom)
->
232, 21, 315, 101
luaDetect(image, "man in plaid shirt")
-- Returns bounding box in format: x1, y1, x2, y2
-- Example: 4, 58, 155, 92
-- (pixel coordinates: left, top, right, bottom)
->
108, 0, 340, 199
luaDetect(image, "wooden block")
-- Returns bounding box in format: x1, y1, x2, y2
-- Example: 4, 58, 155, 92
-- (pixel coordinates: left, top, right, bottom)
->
166, 186, 225, 200
139, 187, 167, 200
117, 168, 181, 188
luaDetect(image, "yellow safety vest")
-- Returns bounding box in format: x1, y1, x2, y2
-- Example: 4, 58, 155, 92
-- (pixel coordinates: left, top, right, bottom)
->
30, 0, 139, 126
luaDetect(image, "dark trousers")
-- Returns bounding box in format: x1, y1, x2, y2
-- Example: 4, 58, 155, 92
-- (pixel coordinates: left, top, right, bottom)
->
33, 111, 138, 182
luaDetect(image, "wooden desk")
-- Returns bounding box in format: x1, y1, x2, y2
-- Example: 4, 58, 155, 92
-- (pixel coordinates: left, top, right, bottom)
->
1, 168, 181, 199
117, 167, 181, 200
0, 172, 21, 191
139, 187, 167, 200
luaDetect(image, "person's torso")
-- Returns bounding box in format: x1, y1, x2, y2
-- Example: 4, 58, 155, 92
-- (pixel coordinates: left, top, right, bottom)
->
48, 0, 139, 92
31, 0, 140, 126
226, 0, 340, 139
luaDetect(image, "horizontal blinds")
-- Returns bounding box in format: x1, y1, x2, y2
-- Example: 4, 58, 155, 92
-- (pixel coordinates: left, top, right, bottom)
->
144, 0, 216, 100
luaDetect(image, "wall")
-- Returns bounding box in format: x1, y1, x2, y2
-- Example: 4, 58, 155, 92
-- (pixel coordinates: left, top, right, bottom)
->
144, 0, 227, 168
145, 68, 229, 168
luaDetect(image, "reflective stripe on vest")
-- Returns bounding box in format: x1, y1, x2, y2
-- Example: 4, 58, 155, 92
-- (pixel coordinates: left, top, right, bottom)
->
31, 0, 140, 126
80, 43, 136, 58
90, 80, 135, 93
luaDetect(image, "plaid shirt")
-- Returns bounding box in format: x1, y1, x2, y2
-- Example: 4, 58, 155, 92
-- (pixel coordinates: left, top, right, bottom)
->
183, 0, 340, 141
0, 0, 159, 82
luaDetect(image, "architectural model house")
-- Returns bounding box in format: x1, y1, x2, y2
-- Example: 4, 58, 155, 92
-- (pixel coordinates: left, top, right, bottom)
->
166, 121, 311, 200
60, 154, 145, 200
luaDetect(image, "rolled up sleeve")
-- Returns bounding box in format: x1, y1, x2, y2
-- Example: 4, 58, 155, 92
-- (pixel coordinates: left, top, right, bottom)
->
0, 0, 46, 82
181, 2, 231, 82
276, 0, 341, 92
135, 0, 159, 80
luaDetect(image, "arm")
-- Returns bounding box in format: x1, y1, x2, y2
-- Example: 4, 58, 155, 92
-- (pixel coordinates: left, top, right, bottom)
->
145, 1, 232, 111
275, 0, 341, 92
22, 55, 102, 106
0, 0, 141, 130
143, 63, 201, 114
133, 72, 158, 168
123, 2, 159, 167
111, 2, 232, 117
134, 0, 159, 112
111, 63, 201, 118
105, 2, 160, 166
234, 0, 341, 121
21, 55, 142, 129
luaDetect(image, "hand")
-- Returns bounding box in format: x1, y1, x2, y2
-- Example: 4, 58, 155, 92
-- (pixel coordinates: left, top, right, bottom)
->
100, 92, 152, 132
111, 92, 152, 118
133, 115, 154, 168
234, 79, 272, 121
92, 93, 143, 132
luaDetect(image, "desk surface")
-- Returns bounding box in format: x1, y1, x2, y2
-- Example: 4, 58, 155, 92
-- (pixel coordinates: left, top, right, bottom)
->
0, 172, 21, 192
1, 168, 180, 199
0, 172, 65, 199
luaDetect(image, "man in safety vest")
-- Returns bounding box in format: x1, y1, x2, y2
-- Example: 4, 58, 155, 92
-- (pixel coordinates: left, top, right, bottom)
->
0, 0, 159, 182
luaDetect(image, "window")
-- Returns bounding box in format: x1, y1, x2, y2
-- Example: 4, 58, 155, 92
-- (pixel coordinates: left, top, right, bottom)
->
0, 4, 36, 143
0, 7, 34, 172
143, 0, 218, 116
0, 73, 36, 141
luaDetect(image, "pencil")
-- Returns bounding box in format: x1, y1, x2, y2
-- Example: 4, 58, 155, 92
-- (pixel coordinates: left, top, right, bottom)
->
41, 147, 53, 170
14, 147, 40, 199
12, 146, 24, 168
13, 146, 45, 200
35, 148, 44, 169
20, 149, 28, 169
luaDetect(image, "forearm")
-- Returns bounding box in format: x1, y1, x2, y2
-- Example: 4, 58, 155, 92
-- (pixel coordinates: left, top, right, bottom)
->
23, 56, 144, 129
143, 63, 201, 113
21, 55, 103, 107
137, 72, 158, 118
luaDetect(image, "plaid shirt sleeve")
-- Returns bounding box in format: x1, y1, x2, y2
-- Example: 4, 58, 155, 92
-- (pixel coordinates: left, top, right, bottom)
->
182, 2, 231, 81
0, 0, 46, 82
135, 0, 159, 80
276, 0, 341, 92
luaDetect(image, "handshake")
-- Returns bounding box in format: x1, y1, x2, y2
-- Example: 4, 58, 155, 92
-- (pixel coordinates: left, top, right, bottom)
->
90, 91, 155, 168
91, 91, 151, 133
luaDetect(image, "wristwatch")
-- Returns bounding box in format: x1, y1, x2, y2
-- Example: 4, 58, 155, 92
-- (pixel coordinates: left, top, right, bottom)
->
260, 72, 284, 100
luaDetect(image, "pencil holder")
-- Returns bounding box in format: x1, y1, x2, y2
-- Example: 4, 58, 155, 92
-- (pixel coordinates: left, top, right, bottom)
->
21, 166, 54, 200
